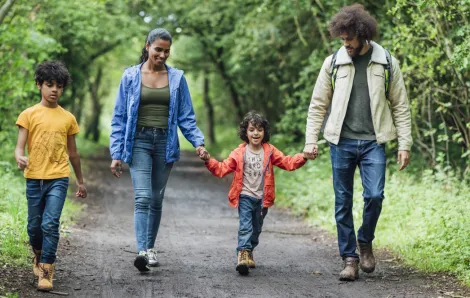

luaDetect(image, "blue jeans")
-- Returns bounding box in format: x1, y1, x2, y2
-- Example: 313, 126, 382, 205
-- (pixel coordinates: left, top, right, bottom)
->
130, 127, 173, 252
237, 195, 268, 252
26, 178, 69, 264
329, 138, 386, 258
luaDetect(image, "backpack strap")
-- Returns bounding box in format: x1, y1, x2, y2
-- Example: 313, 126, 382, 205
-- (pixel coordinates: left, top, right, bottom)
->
330, 50, 339, 90
384, 49, 393, 99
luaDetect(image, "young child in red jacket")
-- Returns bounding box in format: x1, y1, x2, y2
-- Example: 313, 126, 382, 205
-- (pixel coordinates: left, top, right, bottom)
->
201, 111, 312, 275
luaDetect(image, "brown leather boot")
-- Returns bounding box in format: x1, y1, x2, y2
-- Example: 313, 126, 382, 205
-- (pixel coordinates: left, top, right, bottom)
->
236, 250, 250, 275
37, 263, 55, 291
247, 251, 256, 268
358, 242, 376, 273
32, 248, 42, 277
339, 257, 359, 281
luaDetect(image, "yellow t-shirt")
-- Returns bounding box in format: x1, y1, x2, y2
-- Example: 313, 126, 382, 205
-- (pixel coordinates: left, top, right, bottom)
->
16, 103, 80, 179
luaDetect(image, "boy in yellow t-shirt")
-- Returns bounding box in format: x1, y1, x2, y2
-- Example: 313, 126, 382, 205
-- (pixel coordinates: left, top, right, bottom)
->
14, 61, 87, 292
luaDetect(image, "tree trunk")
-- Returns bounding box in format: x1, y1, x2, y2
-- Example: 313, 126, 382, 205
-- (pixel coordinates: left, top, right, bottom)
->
215, 48, 244, 121
202, 74, 215, 145
86, 67, 103, 142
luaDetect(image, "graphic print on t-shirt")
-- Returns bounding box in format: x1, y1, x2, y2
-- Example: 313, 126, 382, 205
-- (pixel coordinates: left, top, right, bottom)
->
245, 154, 263, 178
28, 131, 68, 173
241, 148, 265, 200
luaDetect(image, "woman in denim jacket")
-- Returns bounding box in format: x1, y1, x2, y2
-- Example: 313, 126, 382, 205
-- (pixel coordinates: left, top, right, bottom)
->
109, 28, 208, 272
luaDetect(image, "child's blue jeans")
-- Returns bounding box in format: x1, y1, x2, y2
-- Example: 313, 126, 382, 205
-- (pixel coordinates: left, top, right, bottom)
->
26, 177, 69, 264
237, 194, 268, 252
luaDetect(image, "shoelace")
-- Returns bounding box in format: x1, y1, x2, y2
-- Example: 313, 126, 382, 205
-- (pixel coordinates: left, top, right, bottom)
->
40, 266, 52, 280
240, 251, 249, 261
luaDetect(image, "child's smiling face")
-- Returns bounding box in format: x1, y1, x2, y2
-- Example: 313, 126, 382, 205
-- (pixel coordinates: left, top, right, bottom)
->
247, 121, 264, 147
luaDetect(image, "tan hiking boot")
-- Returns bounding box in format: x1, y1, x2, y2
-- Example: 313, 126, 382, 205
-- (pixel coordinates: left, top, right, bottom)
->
247, 251, 256, 268
236, 250, 250, 275
37, 263, 55, 291
358, 242, 376, 273
339, 257, 359, 281
32, 248, 42, 277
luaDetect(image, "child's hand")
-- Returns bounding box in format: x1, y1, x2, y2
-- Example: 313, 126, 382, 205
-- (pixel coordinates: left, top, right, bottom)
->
303, 144, 318, 160
196, 146, 210, 161
200, 151, 211, 161
16, 156, 28, 170
76, 183, 87, 198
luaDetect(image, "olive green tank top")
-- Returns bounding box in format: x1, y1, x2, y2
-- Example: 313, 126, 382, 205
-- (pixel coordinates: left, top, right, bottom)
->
137, 84, 170, 128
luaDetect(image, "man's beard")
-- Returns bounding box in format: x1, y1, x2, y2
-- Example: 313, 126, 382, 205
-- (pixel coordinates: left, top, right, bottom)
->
346, 41, 364, 57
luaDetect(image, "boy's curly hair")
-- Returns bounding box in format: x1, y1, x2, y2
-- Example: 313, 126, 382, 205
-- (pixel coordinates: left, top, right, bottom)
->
238, 111, 270, 144
328, 4, 378, 41
35, 61, 71, 88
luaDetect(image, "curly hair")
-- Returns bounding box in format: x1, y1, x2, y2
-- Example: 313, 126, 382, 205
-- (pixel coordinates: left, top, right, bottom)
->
238, 111, 270, 144
328, 4, 378, 41
34, 61, 71, 88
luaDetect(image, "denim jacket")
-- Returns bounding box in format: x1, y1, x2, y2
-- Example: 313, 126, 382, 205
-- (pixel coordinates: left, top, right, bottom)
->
110, 63, 204, 164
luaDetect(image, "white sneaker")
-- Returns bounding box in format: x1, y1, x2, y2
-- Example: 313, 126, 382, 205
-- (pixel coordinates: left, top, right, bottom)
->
134, 250, 150, 272
147, 248, 158, 267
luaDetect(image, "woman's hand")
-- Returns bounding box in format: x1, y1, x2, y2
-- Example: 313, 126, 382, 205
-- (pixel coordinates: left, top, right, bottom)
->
110, 159, 123, 178
196, 146, 210, 161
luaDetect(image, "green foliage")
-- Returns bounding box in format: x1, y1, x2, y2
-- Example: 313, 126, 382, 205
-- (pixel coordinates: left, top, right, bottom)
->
0, 163, 83, 267
275, 151, 470, 285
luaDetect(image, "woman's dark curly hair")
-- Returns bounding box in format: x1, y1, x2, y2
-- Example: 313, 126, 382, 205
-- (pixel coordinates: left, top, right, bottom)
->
238, 111, 270, 144
328, 4, 378, 41
34, 61, 71, 88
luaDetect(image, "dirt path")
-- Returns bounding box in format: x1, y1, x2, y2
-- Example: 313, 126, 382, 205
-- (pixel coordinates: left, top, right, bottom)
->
4, 152, 470, 298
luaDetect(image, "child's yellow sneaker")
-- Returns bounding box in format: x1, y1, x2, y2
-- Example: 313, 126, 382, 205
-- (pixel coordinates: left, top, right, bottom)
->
37, 263, 55, 291
236, 250, 250, 275
247, 251, 256, 268
32, 248, 41, 277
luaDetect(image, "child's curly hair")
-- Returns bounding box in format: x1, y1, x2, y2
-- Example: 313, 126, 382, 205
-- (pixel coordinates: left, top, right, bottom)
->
35, 61, 71, 88
238, 111, 270, 144
328, 4, 378, 41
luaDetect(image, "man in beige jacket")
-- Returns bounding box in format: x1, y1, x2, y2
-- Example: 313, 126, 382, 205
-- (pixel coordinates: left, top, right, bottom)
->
303, 4, 412, 281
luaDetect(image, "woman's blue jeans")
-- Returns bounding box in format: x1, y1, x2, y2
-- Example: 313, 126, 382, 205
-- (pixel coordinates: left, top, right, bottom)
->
26, 177, 69, 264
329, 138, 386, 259
130, 127, 173, 252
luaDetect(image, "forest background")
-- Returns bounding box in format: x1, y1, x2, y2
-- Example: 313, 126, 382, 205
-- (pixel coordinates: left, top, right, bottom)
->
0, 0, 469, 290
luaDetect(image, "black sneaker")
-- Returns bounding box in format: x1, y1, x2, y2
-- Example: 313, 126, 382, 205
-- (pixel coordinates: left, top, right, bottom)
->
134, 251, 150, 272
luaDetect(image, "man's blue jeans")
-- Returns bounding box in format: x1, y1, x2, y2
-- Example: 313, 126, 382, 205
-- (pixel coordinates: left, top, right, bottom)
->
237, 195, 268, 252
130, 127, 173, 252
329, 138, 386, 258
26, 177, 69, 264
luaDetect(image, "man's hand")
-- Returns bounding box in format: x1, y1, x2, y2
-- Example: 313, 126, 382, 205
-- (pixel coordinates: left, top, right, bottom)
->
110, 159, 123, 178
16, 156, 28, 170
76, 183, 87, 198
303, 144, 318, 160
397, 150, 411, 171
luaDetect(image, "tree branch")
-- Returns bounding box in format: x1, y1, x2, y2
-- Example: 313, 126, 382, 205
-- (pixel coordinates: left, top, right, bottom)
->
0, 0, 16, 25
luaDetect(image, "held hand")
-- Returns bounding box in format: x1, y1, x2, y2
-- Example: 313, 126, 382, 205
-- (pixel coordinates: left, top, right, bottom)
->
200, 151, 211, 162
16, 156, 28, 170
76, 183, 87, 198
303, 144, 318, 160
110, 159, 123, 178
397, 150, 411, 171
